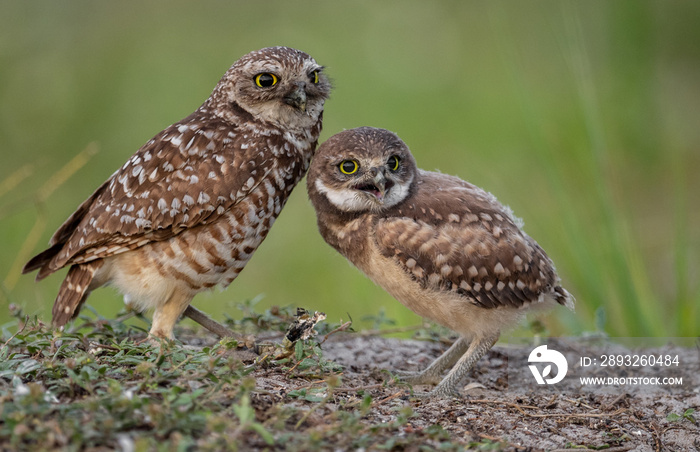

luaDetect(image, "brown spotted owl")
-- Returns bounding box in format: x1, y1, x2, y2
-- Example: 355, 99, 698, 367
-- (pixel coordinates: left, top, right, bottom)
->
307, 127, 573, 397
23, 46, 331, 340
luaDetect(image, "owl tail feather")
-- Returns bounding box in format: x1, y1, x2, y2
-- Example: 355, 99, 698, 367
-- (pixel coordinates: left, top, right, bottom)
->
554, 286, 575, 311
52, 260, 104, 327
22, 243, 63, 280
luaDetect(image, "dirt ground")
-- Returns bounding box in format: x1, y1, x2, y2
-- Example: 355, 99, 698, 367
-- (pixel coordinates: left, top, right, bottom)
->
243, 334, 699, 451
2, 309, 697, 450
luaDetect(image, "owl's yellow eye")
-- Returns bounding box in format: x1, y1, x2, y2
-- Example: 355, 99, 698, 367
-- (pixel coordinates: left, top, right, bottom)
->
387, 155, 400, 172
255, 73, 278, 88
339, 160, 359, 175
309, 70, 319, 84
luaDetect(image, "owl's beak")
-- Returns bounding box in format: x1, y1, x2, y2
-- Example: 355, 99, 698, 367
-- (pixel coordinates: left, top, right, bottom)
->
373, 172, 387, 202
284, 84, 307, 112
355, 170, 393, 204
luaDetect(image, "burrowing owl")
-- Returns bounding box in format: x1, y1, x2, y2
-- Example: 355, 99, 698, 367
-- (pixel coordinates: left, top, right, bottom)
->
307, 127, 573, 397
23, 46, 331, 340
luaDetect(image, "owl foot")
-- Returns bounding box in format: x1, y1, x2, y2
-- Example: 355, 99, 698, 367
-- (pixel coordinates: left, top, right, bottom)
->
143, 334, 174, 348
133, 334, 172, 348
401, 336, 499, 398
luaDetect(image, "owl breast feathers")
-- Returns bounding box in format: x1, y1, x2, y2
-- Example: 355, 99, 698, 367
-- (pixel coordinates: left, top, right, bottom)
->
23, 46, 331, 340
307, 127, 573, 397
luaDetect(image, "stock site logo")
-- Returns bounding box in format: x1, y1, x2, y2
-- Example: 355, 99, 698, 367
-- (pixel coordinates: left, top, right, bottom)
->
528, 345, 568, 384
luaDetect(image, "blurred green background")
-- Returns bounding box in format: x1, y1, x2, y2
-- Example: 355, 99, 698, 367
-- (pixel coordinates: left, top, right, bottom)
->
1, 1, 698, 337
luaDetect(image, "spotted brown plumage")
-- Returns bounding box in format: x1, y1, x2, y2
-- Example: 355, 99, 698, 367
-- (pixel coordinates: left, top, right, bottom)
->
23, 46, 332, 340
307, 127, 573, 397
374, 173, 569, 310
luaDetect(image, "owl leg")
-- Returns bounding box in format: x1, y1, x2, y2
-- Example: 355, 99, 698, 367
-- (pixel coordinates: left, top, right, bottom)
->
395, 337, 470, 385
419, 334, 499, 398
149, 291, 194, 340
183, 305, 247, 340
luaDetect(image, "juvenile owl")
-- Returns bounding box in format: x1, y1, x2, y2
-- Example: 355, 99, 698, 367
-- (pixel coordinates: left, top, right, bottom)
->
23, 46, 331, 340
307, 127, 573, 397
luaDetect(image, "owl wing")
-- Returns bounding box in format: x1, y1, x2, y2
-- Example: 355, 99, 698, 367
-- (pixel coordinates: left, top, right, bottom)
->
28, 112, 282, 280
374, 171, 562, 309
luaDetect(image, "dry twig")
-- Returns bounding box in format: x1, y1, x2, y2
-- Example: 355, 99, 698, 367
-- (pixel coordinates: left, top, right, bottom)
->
320, 320, 352, 344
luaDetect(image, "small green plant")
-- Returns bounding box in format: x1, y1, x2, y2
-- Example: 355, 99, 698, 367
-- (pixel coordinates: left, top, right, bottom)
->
362, 307, 396, 331
412, 322, 459, 344
666, 408, 696, 424
467, 438, 511, 450
224, 296, 299, 333
0, 314, 261, 450
231, 393, 274, 445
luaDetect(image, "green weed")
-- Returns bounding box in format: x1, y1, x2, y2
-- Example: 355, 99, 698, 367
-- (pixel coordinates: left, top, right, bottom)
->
666, 408, 697, 424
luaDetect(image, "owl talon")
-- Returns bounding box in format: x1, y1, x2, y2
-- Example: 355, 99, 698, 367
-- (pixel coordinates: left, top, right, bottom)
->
145, 334, 175, 348
134, 335, 170, 348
